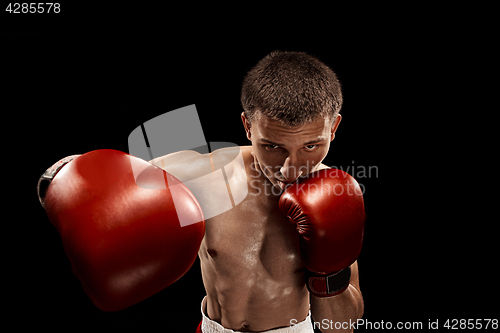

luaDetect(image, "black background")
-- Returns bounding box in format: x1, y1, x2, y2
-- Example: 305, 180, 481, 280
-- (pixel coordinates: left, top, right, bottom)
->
3, 4, 496, 332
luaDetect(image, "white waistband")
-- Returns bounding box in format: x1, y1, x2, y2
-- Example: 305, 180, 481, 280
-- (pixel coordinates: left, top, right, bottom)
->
200, 297, 314, 333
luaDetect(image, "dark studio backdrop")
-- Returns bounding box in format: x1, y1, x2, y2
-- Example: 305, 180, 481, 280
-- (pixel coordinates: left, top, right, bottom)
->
4, 5, 496, 332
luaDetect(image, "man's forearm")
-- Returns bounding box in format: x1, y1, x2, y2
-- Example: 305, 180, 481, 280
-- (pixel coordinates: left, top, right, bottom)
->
310, 282, 364, 333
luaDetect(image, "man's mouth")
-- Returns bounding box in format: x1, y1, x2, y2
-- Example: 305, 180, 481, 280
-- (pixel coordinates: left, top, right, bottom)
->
276, 179, 297, 190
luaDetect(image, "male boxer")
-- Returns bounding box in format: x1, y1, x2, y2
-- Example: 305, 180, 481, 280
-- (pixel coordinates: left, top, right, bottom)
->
150, 51, 365, 333
39, 51, 364, 333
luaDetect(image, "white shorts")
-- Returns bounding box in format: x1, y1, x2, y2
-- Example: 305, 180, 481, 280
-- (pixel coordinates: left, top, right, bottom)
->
200, 297, 314, 333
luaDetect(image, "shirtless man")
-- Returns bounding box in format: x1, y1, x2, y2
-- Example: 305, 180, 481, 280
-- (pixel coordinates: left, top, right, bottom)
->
151, 51, 365, 332
38, 51, 365, 333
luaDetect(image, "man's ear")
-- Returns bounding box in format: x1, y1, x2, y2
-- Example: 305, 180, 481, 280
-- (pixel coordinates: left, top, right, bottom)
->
241, 112, 252, 141
330, 114, 342, 141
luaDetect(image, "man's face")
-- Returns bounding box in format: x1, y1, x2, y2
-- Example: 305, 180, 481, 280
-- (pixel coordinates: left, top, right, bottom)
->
242, 112, 341, 192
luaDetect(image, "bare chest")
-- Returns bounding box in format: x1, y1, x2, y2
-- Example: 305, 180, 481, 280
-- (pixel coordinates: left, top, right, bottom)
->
200, 193, 303, 279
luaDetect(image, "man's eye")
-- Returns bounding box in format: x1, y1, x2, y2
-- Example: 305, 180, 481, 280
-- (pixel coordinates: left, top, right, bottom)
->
304, 145, 318, 150
265, 144, 280, 150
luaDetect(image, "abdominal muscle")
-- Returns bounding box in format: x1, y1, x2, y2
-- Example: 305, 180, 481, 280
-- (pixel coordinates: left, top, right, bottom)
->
199, 192, 310, 332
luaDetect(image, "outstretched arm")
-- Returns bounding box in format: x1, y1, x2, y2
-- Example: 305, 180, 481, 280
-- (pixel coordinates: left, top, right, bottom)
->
149, 150, 213, 183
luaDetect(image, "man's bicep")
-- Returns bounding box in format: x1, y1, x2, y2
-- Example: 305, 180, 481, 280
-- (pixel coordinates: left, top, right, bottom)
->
149, 150, 213, 183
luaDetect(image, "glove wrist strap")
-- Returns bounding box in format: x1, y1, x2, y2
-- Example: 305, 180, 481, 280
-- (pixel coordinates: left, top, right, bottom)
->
306, 266, 351, 297
37, 154, 81, 209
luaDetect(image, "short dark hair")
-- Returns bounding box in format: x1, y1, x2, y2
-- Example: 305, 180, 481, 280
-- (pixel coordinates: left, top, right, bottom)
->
241, 51, 342, 127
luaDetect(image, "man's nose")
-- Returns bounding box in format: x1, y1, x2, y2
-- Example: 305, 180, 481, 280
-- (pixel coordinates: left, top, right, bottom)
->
279, 155, 303, 182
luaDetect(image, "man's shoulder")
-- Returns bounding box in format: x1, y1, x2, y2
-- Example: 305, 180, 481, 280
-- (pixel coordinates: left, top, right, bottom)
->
210, 145, 253, 169
150, 145, 252, 182
175, 145, 251, 219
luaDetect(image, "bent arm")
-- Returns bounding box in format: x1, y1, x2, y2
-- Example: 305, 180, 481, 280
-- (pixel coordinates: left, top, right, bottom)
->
310, 261, 364, 333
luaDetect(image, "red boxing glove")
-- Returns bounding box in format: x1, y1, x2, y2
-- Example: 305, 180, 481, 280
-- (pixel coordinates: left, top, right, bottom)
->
279, 169, 365, 297
38, 149, 205, 311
